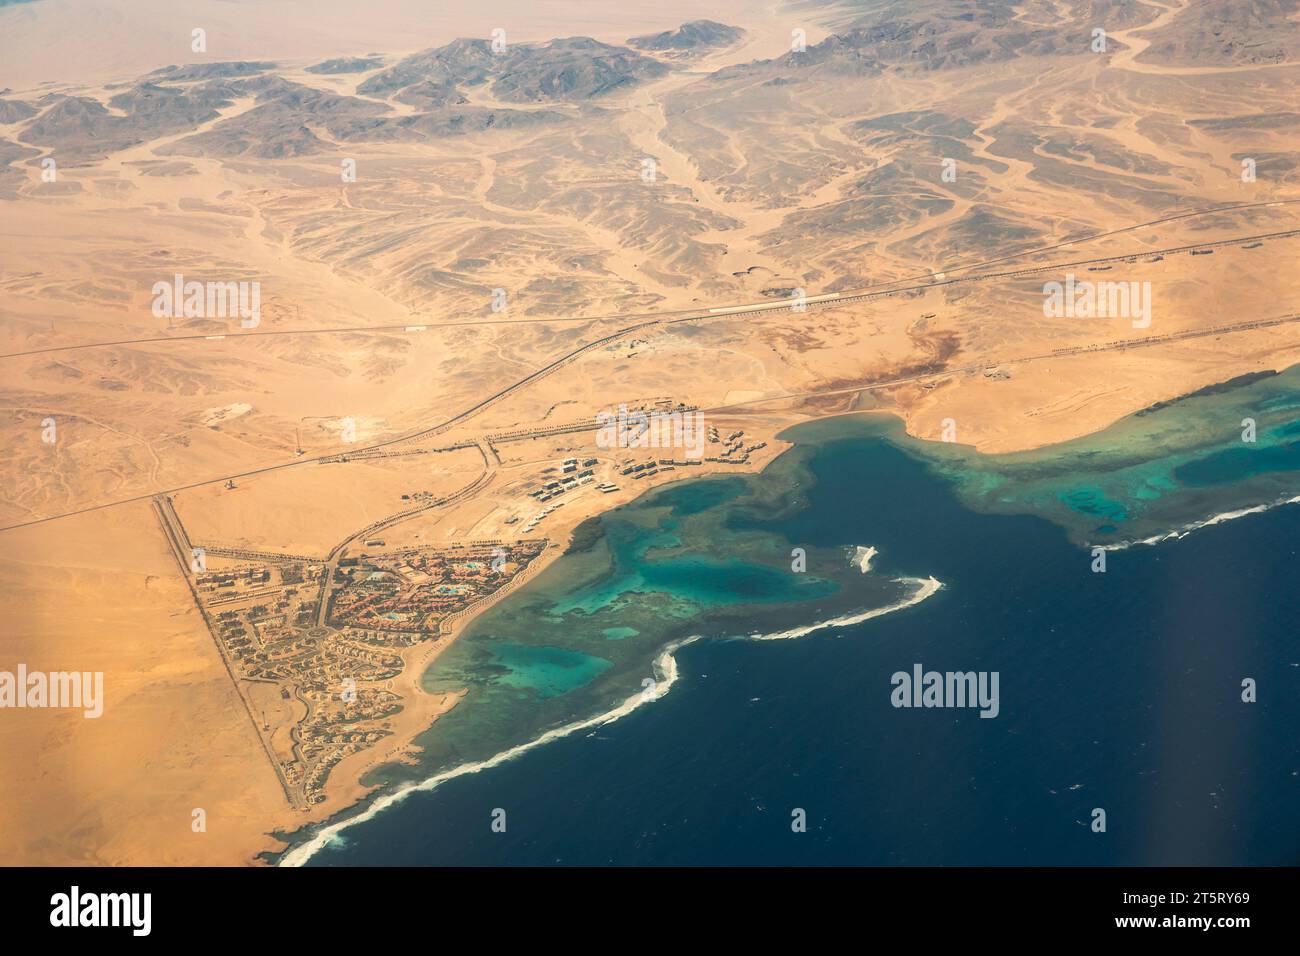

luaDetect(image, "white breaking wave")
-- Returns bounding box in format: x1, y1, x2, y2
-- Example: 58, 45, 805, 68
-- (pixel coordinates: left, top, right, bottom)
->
1093, 492, 1300, 551
279, 570, 942, 867
279, 635, 694, 867
747, 575, 942, 641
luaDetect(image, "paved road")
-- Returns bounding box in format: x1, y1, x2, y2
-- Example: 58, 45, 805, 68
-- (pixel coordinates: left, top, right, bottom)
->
3, 218, 1298, 534
4, 199, 1295, 361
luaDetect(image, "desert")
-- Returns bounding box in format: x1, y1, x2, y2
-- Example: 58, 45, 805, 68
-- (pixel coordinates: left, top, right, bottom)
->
1, 0, 1298, 865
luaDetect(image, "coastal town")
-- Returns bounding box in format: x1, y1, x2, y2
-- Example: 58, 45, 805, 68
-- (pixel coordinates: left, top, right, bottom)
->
146, 413, 782, 812
7, 0, 1298, 878
155, 490, 548, 809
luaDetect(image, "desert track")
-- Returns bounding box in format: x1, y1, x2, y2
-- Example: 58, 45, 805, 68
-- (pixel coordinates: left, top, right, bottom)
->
4, 302, 1297, 534
4, 199, 1296, 361
702, 310, 1300, 414
3, 203, 1296, 534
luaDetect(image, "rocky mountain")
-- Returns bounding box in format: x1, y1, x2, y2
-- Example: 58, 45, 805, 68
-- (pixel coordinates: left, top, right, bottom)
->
306, 56, 386, 75
359, 35, 668, 105
159, 74, 560, 159
1136, 0, 1300, 66
715, 0, 1148, 80
146, 61, 277, 82
628, 20, 745, 53
0, 97, 37, 123
357, 38, 496, 100
19, 81, 236, 163
492, 36, 669, 101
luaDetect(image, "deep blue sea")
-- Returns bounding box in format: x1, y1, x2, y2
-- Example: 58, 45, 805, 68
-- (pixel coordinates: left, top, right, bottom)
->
293, 372, 1300, 866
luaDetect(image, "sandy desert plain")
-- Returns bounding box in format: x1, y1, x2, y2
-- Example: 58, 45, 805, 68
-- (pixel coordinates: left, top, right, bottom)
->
1, 0, 1299, 864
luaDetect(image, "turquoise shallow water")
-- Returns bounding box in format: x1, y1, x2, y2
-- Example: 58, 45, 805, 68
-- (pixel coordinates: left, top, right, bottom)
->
908, 366, 1300, 544
379, 464, 906, 779
487, 645, 612, 699
286, 364, 1300, 865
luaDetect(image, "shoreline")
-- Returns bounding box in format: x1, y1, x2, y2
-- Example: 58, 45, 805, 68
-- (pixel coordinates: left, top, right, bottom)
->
254, 426, 802, 862
253, 533, 572, 861
279, 571, 944, 866
262, 372, 1300, 863
285, 536, 567, 825
6, 0, 1300, 870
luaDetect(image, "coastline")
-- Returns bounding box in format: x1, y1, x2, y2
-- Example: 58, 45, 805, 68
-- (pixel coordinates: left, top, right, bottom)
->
283, 536, 567, 827
279, 571, 944, 866
5, 0, 1300, 870
255, 425, 805, 862
264, 360, 1300, 863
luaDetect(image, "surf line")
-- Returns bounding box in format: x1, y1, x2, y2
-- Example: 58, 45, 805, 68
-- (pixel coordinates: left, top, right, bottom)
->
1092, 492, 1300, 551
746, 574, 942, 641
279, 573, 943, 866
279, 574, 941, 868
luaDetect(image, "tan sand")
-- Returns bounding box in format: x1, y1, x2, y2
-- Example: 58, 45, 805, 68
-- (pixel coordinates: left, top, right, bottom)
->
2, 0, 1299, 864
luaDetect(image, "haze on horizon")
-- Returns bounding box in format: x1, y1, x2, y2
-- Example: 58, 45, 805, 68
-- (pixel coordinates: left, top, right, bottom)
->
1, 0, 1297, 867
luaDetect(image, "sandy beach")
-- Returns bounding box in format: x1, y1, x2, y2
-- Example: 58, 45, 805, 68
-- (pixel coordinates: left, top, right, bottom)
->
3, 0, 1299, 864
